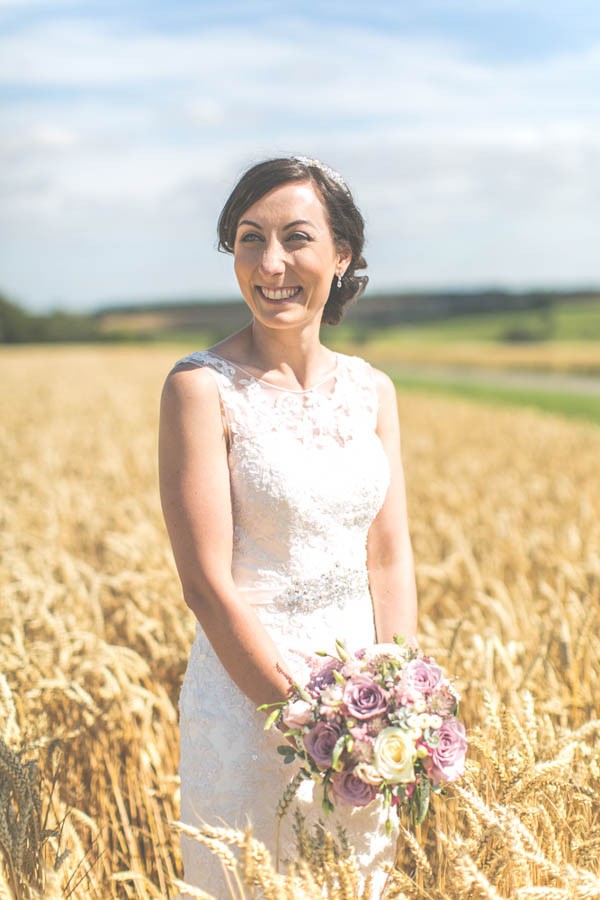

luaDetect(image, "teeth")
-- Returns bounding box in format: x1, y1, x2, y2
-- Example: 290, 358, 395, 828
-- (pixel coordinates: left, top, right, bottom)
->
260, 286, 299, 300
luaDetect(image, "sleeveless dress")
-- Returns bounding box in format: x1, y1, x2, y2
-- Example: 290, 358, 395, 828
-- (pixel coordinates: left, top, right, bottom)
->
174, 350, 396, 898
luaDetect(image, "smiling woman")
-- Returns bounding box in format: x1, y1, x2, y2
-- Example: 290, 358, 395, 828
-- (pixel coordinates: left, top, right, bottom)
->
218, 156, 369, 326
158, 157, 418, 898
231, 181, 350, 335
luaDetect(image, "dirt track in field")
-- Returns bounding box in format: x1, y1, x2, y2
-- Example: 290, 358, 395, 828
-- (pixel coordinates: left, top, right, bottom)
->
386, 363, 600, 396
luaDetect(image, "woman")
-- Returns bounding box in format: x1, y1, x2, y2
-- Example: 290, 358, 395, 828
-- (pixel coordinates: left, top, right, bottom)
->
159, 156, 418, 897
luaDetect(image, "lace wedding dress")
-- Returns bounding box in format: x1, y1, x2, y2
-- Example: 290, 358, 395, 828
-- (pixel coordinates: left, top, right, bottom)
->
174, 350, 396, 898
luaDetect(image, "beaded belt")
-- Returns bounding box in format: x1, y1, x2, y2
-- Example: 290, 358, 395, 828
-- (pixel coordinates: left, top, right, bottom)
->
266, 566, 370, 616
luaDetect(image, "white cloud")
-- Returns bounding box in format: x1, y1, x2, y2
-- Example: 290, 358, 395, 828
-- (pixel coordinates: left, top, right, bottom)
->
1, 14, 599, 308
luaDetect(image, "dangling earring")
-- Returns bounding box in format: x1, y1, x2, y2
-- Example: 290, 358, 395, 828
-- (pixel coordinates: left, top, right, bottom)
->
337, 273, 343, 289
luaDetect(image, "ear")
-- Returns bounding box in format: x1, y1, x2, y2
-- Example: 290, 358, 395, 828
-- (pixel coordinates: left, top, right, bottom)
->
336, 243, 352, 273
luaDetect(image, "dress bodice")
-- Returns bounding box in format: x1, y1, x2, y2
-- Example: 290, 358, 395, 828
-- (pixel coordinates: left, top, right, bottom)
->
175, 350, 391, 595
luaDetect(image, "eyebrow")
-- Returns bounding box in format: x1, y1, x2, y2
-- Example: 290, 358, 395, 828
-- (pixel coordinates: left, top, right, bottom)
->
238, 218, 315, 230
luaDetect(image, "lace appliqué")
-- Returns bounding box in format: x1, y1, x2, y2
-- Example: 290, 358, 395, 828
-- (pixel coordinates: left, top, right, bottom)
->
173, 350, 379, 450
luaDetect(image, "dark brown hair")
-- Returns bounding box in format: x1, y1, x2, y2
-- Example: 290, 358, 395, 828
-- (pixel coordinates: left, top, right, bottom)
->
217, 157, 368, 325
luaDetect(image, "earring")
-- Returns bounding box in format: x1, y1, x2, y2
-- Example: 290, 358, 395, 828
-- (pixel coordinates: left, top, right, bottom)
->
337, 273, 343, 289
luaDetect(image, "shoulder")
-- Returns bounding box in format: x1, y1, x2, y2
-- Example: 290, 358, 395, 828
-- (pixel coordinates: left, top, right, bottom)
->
160, 354, 230, 452
340, 353, 396, 402
161, 352, 223, 414
364, 364, 399, 431
370, 366, 397, 405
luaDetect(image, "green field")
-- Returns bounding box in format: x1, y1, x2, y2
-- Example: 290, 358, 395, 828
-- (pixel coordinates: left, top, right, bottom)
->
388, 371, 600, 426
326, 298, 600, 425
335, 296, 600, 345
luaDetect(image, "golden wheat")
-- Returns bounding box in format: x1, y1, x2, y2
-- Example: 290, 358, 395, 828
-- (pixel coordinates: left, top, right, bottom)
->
0, 345, 598, 898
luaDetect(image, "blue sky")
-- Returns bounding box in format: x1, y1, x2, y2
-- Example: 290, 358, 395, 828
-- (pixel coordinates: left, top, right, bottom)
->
1, 1, 599, 312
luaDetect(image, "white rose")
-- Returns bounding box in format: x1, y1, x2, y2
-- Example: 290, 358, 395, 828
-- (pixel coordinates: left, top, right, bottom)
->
374, 727, 417, 784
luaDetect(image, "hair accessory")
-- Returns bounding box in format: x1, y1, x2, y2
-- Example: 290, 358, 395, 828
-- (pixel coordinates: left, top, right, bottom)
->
293, 156, 350, 194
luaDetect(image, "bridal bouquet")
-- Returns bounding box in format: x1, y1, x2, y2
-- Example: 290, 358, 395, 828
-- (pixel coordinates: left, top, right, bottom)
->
261, 636, 467, 826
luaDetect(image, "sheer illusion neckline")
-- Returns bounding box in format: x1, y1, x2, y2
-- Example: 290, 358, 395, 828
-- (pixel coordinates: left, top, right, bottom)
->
205, 350, 341, 395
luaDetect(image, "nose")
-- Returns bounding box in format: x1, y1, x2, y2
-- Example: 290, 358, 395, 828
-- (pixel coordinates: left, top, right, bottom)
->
258, 238, 286, 277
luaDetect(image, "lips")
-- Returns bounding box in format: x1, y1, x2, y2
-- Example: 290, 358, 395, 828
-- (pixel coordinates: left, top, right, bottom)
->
257, 286, 302, 301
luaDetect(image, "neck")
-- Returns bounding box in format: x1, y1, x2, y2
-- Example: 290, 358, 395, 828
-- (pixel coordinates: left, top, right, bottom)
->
240, 319, 336, 389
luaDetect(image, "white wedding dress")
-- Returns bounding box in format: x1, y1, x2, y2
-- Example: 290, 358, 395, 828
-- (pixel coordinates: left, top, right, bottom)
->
174, 349, 397, 898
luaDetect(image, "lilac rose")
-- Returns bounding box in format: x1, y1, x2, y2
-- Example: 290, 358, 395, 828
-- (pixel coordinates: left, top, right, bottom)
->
423, 718, 467, 784
402, 658, 444, 695
304, 721, 343, 768
307, 658, 343, 697
331, 770, 377, 807
343, 675, 389, 721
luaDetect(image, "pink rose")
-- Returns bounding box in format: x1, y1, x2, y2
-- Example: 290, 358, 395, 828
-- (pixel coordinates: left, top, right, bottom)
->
423, 718, 467, 784
343, 675, 389, 720
304, 721, 343, 769
402, 658, 444, 695
331, 770, 377, 807
395, 685, 423, 706
282, 699, 313, 729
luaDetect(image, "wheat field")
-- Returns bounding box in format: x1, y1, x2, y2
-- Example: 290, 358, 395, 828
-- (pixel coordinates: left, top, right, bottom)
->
1, 345, 599, 899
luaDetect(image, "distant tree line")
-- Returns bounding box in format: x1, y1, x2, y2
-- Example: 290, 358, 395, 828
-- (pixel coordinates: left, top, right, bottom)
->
1, 287, 598, 343
0, 293, 104, 343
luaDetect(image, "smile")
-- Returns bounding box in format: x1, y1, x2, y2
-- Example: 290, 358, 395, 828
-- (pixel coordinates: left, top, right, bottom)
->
257, 286, 302, 301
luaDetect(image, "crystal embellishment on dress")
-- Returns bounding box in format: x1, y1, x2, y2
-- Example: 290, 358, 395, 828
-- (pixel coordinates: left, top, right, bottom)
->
269, 566, 370, 616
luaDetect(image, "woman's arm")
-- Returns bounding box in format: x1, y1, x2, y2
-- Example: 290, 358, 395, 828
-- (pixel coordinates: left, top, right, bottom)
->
159, 364, 292, 706
366, 368, 418, 642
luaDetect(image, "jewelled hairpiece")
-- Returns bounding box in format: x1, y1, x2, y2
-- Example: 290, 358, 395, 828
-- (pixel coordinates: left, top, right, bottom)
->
293, 156, 350, 194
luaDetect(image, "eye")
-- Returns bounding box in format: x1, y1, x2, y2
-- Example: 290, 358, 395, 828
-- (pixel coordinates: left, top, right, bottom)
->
238, 231, 263, 243
287, 232, 311, 243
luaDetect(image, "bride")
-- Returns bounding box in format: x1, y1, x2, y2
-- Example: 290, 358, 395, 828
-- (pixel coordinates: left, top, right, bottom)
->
159, 156, 418, 897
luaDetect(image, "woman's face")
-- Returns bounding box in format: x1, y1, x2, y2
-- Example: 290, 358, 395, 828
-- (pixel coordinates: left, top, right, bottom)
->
233, 180, 350, 330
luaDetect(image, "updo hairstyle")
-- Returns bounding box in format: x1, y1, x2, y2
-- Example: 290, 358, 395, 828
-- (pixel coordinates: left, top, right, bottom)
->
217, 157, 368, 325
